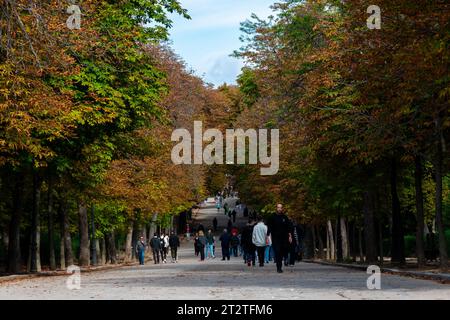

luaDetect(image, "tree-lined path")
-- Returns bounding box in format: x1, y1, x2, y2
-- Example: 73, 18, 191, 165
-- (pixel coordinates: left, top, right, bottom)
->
0, 198, 449, 300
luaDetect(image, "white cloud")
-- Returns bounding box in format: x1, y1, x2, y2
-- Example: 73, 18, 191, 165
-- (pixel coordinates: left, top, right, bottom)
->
168, 0, 275, 86
172, 0, 274, 33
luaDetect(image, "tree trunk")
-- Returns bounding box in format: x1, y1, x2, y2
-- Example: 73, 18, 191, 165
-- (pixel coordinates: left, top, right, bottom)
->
434, 114, 448, 270
60, 201, 73, 267
378, 218, 384, 266
363, 190, 377, 263
326, 220, 335, 261
100, 237, 106, 265
351, 222, 357, 262
28, 172, 42, 273
414, 155, 426, 267
340, 216, 349, 260
2, 229, 8, 259
316, 225, 324, 259
336, 216, 343, 263
326, 224, 330, 260
47, 176, 56, 271
125, 220, 134, 263
78, 202, 90, 267
90, 205, 97, 266
106, 231, 117, 264
59, 230, 65, 271
374, 191, 384, 265
358, 226, 364, 263
390, 158, 405, 265
149, 213, 158, 238
95, 238, 100, 264
7, 172, 24, 273
311, 224, 317, 259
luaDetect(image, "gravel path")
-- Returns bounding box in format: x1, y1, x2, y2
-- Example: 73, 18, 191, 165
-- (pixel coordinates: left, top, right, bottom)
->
0, 198, 449, 300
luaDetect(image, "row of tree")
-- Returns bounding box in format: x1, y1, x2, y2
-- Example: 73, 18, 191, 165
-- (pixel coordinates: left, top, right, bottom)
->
0, 1, 229, 273
228, 0, 449, 269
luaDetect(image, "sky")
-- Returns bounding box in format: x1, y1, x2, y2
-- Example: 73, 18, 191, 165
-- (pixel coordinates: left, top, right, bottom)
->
167, 0, 275, 87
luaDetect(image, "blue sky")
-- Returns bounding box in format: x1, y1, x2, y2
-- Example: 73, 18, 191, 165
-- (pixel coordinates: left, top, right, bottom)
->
167, 0, 275, 87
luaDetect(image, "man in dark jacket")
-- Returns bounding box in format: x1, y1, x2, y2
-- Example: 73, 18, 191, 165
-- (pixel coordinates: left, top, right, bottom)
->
150, 233, 161, 264
219, 229, 231, 261
268, 204, 292, 273
169, 232, 180, 263
241, 219, 256, 266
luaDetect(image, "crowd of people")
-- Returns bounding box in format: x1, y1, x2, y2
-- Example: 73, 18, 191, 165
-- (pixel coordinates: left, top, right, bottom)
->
192, 203, 303, 273
135, 232, 181, 265
134, 196, 303, 274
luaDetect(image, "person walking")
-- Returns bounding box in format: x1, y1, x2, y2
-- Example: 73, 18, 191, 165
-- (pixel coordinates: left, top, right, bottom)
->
284, 220, 301, 266
231, 209, 237, 223
150, 233, 161, 264
136, 236, 146, 265
197, 230, 207, 261
160, 233, 167, 263
265, 234, 273, 264
163, 233, 170, 262
224, 202, 229, 216
252, 215, 268, 267
230, 231, 240, 257
268, 204, 292, 273
213, 217, 218, 232
241, 219, 256, 266
169, 232, 180, 263
238, 233, 243, 256
219, 229, 231, 261
205, 229, 215, 259
194, 232, 200, 256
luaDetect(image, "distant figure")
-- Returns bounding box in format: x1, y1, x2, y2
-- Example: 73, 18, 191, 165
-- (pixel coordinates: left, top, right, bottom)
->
150, 233, 161, 264
206, 229, 215, 259
213, 217, 218, 232
136, 236, 146, 265
219, 229, 231, 261
194, 232, 200, 256
224, 202, 229, 216
160, 233, 167, 263
252, 216, 268, 267
169, 232, 180, 263
243, 206, 249, 217
197, 230, 207, 261
163, 233, 170, 261
231, 209, 236, 223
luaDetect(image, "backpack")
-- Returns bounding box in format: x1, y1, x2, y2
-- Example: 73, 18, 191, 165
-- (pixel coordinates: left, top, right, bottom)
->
231, 235, 239, 246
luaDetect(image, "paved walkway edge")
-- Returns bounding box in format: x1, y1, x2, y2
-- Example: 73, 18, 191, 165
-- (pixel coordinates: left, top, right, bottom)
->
0, 260, 147, 284
303, 259, 450, 284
